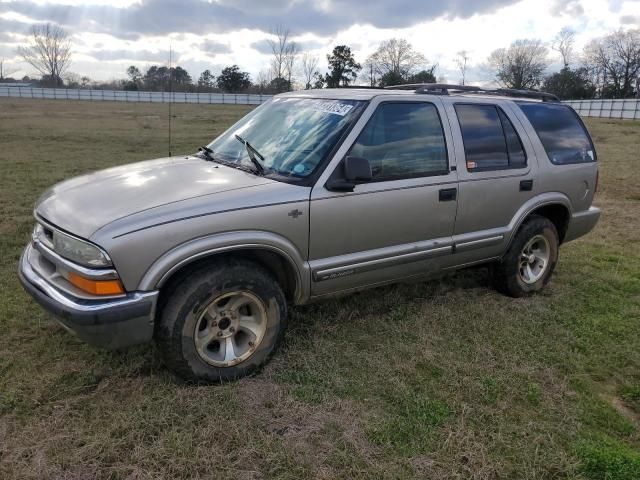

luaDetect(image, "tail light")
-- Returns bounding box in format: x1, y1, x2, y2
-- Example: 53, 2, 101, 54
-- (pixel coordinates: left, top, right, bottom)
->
594, 169, 599, 195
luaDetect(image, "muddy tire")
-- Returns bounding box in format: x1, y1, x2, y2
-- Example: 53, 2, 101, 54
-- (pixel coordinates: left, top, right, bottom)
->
491, 215, 559, 298
156, 258, 287, 383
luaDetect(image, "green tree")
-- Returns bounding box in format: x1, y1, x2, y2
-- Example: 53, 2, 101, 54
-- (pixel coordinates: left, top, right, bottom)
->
543, 67, 595, 100
216, 65, 251, 92
143, 65, 192, 91
197, 69, 215, 90
312, 72, 325, 89
325, 45, 361, 87
407, 68, 436, 84
268, 76, 291, 92
379, 70, 405, 87
127, 66, 142, 82
125, 65, 142, 90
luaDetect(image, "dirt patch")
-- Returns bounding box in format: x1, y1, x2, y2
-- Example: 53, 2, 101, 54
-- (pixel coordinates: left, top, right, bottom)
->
603, 394, 640, 425
236, 377, 381, 477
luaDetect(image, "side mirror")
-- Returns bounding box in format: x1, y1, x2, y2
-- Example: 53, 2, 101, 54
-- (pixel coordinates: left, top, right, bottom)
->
344, 156, 372, 182
326, 156, 373, 192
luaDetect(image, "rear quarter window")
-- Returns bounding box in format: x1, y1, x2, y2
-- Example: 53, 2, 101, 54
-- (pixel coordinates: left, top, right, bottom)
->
517, 102, 596, 165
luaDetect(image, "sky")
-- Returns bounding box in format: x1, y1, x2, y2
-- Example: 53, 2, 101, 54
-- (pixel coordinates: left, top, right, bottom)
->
0, 0, 639, 85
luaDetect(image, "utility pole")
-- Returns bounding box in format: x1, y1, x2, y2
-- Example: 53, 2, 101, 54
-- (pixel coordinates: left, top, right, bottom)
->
168, 45, 173, 157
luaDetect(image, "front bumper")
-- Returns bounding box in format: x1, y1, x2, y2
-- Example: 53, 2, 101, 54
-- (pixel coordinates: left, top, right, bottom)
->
18, 245, 159, 349
564, 206, 601, 243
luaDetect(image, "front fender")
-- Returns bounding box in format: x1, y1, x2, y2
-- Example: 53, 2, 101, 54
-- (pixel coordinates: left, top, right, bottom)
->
137, 230, 310, 303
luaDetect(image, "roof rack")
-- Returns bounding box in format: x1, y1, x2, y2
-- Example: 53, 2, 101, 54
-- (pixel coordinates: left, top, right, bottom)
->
336, 85, 386, 90
385, 83, 560, 102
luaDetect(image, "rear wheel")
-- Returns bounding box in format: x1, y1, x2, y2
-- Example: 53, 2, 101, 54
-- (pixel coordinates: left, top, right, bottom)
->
492, 215, 559, 297
156, 259, 287, 382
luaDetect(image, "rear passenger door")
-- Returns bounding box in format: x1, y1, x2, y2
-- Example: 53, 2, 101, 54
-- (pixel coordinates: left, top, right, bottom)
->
443, 101, 538, 263
308, 97, 458, 296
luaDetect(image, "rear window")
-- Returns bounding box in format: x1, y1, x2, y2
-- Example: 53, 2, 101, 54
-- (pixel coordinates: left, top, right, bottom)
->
517, 103, 596, 165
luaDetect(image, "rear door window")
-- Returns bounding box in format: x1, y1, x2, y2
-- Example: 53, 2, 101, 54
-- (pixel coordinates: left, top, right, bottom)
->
454, 104, 527, 171
517, 103, 596, 164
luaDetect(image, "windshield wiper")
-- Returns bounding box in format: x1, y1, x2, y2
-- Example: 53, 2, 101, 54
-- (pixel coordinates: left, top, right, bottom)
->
234, 134, 266, 175
197, 145, 215, 161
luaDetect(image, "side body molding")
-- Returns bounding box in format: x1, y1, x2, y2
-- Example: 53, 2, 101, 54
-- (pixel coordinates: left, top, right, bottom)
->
442, 192, 574, 270
138, 230, 310, 303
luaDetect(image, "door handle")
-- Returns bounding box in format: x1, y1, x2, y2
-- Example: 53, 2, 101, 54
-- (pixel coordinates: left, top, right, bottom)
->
439, 188, 457, 202
520, 179, 533, 191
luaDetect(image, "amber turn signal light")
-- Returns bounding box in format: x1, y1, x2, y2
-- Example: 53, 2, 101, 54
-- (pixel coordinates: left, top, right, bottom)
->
66, 272, 125, 296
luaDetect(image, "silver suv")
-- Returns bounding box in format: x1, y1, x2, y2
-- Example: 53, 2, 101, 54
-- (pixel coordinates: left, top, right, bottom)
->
19, 84, 601, 382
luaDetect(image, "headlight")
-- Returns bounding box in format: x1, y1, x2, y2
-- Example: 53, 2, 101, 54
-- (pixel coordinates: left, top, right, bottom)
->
34, 224, 112, 268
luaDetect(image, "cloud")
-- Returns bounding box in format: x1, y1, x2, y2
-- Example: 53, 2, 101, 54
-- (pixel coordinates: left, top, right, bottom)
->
620, 14, 640, 25
0, 32, 24, 44
249, 39, 272, 55
296, 39, 326, 52
0, 0, 523, 39
0, 17, 32, 37
200, 39, 232, 55
250, 37, 336, 56
550, 0, 585, 16
84, 49, 174, 63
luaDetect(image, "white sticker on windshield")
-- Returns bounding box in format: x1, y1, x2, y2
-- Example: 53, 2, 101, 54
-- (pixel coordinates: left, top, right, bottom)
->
312, 101, 354, 116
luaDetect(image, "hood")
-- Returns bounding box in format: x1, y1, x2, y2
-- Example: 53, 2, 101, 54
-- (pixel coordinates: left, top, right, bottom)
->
35, 156, 274, 239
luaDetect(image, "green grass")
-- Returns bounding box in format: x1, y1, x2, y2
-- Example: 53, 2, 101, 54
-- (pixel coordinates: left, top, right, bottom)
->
1, 99, 639, 479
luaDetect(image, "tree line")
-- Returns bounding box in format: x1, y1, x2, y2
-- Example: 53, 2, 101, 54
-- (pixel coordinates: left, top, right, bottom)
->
488, 28, 640, 99
5, 23, 640, 99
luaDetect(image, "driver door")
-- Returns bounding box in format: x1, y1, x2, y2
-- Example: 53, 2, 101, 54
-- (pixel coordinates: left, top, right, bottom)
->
308, 97, 459, 296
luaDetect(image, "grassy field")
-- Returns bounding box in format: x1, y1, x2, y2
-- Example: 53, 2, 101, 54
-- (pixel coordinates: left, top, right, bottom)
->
0, 98, 639, 479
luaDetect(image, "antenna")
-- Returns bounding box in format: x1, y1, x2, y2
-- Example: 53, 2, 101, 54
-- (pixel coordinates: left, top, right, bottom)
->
168, 44, 173, 157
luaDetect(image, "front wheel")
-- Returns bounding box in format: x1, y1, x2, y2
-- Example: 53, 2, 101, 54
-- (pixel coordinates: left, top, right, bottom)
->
491, 215, 559, 297
156, 259, 287, 382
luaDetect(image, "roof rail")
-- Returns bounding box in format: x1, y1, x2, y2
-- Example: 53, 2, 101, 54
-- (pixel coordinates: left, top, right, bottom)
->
336, 85, 386, 90
385, 83, 560, 102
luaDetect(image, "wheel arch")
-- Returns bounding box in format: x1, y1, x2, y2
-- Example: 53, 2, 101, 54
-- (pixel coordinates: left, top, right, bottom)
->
506, 194, 572, 249
527, 204, 571, 243
138, 231, 310, 304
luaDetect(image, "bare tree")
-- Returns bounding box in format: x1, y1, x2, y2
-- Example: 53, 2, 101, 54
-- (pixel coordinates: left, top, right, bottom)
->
17, 23, 72, 86
488, 39, 549, 89
301, 53, 320, 89
583, 29, 640, 98
454, 50, 470, 85
552, 27, 576, 68
268, 26, 297, 92
361, 57, 377, 86
366, 38, 427, 85
284, 42, 299, 90
0, 58, 19, 80
256, 69, 271, 92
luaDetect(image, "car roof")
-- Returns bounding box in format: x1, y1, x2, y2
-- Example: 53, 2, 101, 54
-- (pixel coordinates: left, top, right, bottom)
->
280, 88, 546, 104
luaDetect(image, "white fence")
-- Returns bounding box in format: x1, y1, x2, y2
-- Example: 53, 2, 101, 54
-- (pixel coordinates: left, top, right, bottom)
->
0, 86, 272, 105
2, 86, 639, 119
563, 99, 640, 120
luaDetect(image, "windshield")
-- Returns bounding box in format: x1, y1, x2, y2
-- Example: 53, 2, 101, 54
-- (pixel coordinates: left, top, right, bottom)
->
207, 97, 365, 179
